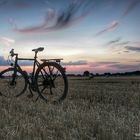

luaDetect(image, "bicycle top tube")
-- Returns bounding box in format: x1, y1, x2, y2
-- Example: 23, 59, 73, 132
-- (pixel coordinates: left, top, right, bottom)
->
18, 58, 35, 61
9, 47, 44, 58
9, 47, 45, 62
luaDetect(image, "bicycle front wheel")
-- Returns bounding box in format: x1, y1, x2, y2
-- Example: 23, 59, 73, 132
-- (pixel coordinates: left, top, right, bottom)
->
35, 62, 68, 103
0, 68, 27, 97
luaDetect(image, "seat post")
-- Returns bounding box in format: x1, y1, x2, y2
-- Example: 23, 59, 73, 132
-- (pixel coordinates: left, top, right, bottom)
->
32, 51, 38, 78
34, 51, 38, 59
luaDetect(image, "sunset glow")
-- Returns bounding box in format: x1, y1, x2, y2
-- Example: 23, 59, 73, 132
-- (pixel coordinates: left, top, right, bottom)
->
0, 0, 140, 74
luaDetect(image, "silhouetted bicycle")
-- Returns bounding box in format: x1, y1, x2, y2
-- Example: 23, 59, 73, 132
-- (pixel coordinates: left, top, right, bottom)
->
0, 47, 68, 103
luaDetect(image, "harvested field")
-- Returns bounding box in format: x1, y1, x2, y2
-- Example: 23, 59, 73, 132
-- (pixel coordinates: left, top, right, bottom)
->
0, 76, 140, 140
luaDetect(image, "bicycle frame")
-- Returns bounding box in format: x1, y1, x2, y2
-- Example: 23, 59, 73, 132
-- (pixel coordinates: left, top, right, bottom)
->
11, 51, 41, 88
0, 47, 68, 102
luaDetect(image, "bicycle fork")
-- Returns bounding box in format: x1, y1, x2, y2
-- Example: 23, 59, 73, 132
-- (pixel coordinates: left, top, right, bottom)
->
10, 69, 18, 87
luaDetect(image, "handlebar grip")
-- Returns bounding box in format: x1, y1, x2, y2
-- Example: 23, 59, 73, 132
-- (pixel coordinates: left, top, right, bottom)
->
10, 49, 14, 57
9, 49, 17, 57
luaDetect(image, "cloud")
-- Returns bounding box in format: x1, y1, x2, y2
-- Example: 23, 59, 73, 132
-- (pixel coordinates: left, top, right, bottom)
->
116, 41, 130, 46
10, 4, 56, 32
95, 0, 140, 37
62, 60, 87, 66
95, 62, 119, 65
0, 56, 7, 66
123, 50, 129, 53
125, 46, 140, 52
18, 60, 33, 66
12, 0, 94, 33
90, 61, 140, 71
0, 55, 33, 66
121, 0, 140, 18
89, 61, 120, 67
95, 20, 119, 36
107, 41, 140, 54
110, 63, 140, 70
106, 37, 121, 45
0, 37, 15, 46
9, 7, 55, 33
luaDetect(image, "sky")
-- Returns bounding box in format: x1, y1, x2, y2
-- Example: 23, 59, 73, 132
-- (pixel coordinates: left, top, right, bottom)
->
0, 0, 140, 74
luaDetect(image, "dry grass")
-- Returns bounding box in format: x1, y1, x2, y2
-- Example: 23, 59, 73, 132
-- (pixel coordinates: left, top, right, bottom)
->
0, 76, 140, 140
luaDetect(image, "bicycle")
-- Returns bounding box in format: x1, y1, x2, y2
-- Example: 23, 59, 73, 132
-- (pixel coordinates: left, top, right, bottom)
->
0, 47, 68, 103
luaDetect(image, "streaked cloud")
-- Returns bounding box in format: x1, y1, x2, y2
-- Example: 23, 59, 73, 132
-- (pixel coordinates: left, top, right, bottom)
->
0, 0, 140, 73
125, 46, 140, 52
89, 61, 120, 67
121, 0, 140, 18
12, 0, 94, 33
0, 55, 33, 66
62, 60, 87, 66
116, 41, 130, 46
0, 37, 15, 46
111, 63, 140, 70
95, 20, 119, 36
0, 56, 7, 66
95, 0, 140, 37
123, 50, 129, 53
106, 37, 121, 45
89, 61, 140, 72
9, 7, 55, 33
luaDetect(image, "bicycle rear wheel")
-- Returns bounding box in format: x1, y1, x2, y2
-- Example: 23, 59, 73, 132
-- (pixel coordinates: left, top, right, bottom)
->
0, 68, 27, 97
35, 62, 68, 103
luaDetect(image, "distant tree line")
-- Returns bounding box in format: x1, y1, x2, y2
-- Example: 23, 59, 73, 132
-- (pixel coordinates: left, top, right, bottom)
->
67, 70, 140, 77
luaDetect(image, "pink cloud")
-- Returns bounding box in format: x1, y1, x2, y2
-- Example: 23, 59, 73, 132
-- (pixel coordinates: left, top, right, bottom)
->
95, 20, 119, 36
136, 42, 140, 48
121, 0, 140, 18
9, 8, 56, 33
0, 37, 15, 46
94, 0, 140, 37
11, 1, 94, 34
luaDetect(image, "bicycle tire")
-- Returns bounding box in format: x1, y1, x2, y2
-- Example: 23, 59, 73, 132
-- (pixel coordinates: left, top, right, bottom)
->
35, 62, 68, 103
0, 68, 27, 97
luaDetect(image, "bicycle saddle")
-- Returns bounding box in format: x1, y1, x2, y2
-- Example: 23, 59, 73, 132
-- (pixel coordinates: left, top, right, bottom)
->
32, 47, 44, 52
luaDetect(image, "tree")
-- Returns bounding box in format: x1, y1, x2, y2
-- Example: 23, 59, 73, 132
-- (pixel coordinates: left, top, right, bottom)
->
96, 73, 99, 76
104, 72, 111, 77
89, 73, 94, 79
83, 71, 90, 77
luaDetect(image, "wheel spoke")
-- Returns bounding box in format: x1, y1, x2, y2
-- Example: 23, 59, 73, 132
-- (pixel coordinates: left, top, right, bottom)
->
41, 86, 46, 93
36, 62, 68, 102
0, 68, 27, 97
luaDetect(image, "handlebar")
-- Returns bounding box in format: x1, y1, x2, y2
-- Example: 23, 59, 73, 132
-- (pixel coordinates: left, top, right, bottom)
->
9, 47, 44, 57
9, 49, 18, 57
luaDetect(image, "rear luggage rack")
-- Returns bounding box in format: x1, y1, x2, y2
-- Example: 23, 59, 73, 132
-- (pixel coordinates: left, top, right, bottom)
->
40, 58, 63, 63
